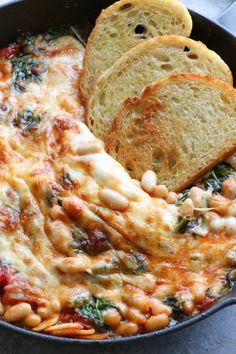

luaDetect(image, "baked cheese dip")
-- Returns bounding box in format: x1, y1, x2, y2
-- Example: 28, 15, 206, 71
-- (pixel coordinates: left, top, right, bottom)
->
0, 28, 235, 339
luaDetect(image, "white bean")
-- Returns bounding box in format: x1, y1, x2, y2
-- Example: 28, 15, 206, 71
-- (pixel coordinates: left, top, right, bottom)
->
181, 299, 194, 314
56, 255, 91, 274
188, 187, 206, 208
124, 293, 151, 313
150, 298, 172, 316
225, 246, 236, 265
99, 188, 129, 210
224, 217, 236, 235
70, 135, 103, 155
222, 177, 236, 200
191, 283, 206, 302
49, 298, 61, 313
153, 185, 168, 199
48, 221, 73, 254
227, 203, 236, 217
103, 309, 122, 328
125, 307, 146, 325
37, 307, 49, 319
116, 321, 138, 336
4, 303, 31, 323
209, 218, 225, 233
145, 314, 169, 332
179, 198, 194, 218
166, 192, 178, 204
206, 211, 220, 223
141, 170, 157, 193
0, 301, 3, 316
23, 313, 41, 327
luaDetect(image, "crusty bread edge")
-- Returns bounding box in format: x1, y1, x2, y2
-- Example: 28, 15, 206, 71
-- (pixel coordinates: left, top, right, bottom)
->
80, 0, 193, 101
106, 73, 236, 192
92, 35, 233, 87
86, 34, 233, 134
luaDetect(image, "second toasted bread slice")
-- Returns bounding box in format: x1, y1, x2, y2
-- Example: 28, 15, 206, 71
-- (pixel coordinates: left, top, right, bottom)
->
87, 35, 233, 141
80, 0, 192, 99
106, 74, 236, 192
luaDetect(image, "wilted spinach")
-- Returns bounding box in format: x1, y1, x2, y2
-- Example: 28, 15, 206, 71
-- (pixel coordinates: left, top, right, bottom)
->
203, 163, 234, 193
76, 297, 120, 329
163, 296, 188, 321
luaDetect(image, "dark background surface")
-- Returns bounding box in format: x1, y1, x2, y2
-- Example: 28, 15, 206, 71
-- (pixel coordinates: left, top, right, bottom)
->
0, 0, 235, 353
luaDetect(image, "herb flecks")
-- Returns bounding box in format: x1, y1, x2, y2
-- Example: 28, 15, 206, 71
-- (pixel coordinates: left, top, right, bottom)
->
203, 163, 234, 193
11, 55, 47, 92
76, 297, 119, 329
13, 110, 41, 132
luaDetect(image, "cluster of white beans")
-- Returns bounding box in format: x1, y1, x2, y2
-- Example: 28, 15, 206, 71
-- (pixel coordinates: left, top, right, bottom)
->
103, 289, 172, 336
141, 171, 236, 238
141, 170, 178, 204
176, 179, 236, 234
1, 297, 61, 328
178, 186, 210, 218
206, 177, 236, 234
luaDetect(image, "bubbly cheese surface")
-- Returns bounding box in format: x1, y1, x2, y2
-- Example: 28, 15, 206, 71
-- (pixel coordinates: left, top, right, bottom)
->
0, 30, 235, 339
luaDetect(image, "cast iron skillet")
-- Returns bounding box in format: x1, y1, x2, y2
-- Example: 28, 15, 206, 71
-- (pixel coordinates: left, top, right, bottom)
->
0, 0, 236, 349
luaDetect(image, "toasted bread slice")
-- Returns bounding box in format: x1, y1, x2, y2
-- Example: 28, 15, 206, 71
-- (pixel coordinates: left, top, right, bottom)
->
87, 35, 233, 141
106, 74, 236, 192
80, 0, 192, 99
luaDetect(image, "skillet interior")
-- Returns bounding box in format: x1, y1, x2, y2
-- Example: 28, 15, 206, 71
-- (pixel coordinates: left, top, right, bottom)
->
0, 0, 236, 347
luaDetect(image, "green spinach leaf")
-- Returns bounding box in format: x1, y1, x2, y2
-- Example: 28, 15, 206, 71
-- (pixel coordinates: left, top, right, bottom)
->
76, 297, 120, 329
203, 163, 234, 193
163, 296, 188, 321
